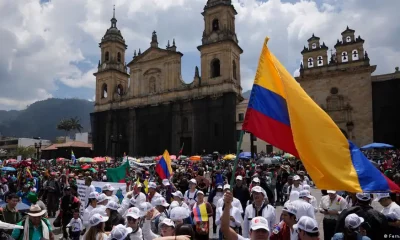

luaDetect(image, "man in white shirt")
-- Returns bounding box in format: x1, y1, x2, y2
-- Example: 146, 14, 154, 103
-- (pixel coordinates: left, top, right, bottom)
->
184, 179, 199, 209
102, 184, 119, 203
216, 184, 243, 213
148, 182, 162, 207
290, 175, 303, 193
243, 186, 276, 238
318, 190, 347, 240
301, 190, 317, 213
291, 190, 315, 220
374, 192, 400, 230
83, 177, 95, 211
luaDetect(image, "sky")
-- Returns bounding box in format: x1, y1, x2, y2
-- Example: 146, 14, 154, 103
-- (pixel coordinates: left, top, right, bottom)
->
0, 0, 399, 110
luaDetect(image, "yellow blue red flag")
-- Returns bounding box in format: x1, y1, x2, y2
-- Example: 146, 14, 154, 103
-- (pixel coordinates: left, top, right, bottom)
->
242, 37, 399, 192
155, 150, 173, 179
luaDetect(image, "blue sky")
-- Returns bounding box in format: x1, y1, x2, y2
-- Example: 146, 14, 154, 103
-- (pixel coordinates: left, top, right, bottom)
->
0, 0, 399, 110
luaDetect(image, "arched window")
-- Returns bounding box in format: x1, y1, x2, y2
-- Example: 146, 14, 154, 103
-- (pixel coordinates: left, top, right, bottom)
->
182, 117, 188, 132
232, 60, 237, 79
101, 83, 108, 98
212, 19, 219, 31
311, 43, 317, 49
149, 77, 156, 93
117, 52, 121, 62
117, 84, 123, 96
105, 52, 109, 62
307, 57, 314, 68
211, 59, 221, 78
342, 52, 348, 62
352, 50, 359, 61
317, 56, 323, 66
346, 36, 352, 43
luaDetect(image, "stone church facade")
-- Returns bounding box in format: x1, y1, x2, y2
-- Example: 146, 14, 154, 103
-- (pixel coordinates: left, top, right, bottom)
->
296, 27, 400, 147
91, 0, 243, 157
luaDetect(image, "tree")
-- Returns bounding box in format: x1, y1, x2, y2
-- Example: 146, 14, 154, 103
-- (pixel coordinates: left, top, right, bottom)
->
13, 146, 36, 159
70, 116, 83, 133
57, 119, 73, 139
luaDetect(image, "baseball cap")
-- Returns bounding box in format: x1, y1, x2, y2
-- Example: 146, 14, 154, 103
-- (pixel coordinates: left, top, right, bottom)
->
126, 207, 140, 219
197, 191, 205, 195
356, 193, 371, 201
148, 182, 157, 189
327, 190, 336, 194
89, 191, 99, 199
282, 203, 297, 216
294, 216, 319, 233
251, 186, 263, 193
159, 218, 175, 228
374, 193, 391, 202
223, 184, 230, 190
106, 201, 120, 210
250, 217, 270, 232
345, 213, 364, 229
170, 207, 190, 220
299, 190, 308, 198
293, 175, 301, 181
217, 185, 223, 189
109, 224, 132, 240
154, 197, 170, 207
102, 183, 115, 191
137, 202, 154, 217
252, 177, 260, 183
303, 185, 310, 191
89, 213, 109, 227
162, 179, 170, 186
172, 191, 184, 199
96, 193, 110, 203
236, 175, 243, 180
189, 179, 197, 185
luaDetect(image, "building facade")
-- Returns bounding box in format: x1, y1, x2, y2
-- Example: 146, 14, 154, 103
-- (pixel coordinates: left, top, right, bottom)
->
0, 137, 51, 158
91, 0, 243, 157
296, 27, 400, 147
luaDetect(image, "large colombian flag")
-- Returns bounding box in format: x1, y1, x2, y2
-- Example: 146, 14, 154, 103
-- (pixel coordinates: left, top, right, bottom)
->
242, 37, 400, 192
156, 150, 173, 179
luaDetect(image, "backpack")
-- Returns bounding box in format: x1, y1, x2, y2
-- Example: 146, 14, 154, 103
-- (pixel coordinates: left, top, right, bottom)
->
186, 190, 198, 202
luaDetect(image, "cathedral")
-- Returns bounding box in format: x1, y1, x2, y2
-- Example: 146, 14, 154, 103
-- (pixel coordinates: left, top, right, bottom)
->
91, 0, 243, 157
296, 27, 400, 147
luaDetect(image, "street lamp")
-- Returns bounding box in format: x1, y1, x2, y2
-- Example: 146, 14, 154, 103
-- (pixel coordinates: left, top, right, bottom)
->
34, 139, 42, 160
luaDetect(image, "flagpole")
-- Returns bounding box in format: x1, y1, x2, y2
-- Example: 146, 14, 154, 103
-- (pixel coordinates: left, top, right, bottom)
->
230, 130, 245, 190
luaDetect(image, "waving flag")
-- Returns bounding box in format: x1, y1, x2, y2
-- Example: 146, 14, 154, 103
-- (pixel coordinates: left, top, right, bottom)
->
156, 150, 173, 179
71, 151, 76, 165
193, 203, 208, 222
242, 37, 400, 192
107, 161, 129, 183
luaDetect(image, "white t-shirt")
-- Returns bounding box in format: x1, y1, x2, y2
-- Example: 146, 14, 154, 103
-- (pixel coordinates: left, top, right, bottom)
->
68, 218, 83, 232
184, 189, 198, 208
290, 199, 315, 220
382, 201, 400, 220
237, 235, 249, 240
215, 206, 242, 228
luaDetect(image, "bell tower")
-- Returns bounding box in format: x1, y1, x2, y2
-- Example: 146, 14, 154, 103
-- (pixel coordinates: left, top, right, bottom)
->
94, 6, 129, 106
197, 0, 243, 87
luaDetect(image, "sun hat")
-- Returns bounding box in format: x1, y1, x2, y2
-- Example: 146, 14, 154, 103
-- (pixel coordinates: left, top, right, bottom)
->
345, 213, 364, 229
250, 217, 269, 232
126, 207, 140, 219
106, 201, 120, 210
294, 216, 319, 233
89, 213, 109, 227
374, 193, 391, 202
102, 183, 115, 191
109, 224, 132, 240
27, 204, 46, 217
172, 191, 184, 199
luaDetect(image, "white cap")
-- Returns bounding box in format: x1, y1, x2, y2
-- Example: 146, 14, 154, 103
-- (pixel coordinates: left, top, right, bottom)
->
223, 184, 230, 190
96, 193, 110, 203
289, 191, 300, 201
293, 175, 301, 181
356, 193, 371, 201
162, 179, 170, 186
89, 213, 109, 227
159, 218, 175, 228
89, 205, 108, 218
89, 191, 99, 199
282, 203, 297, 216
170, 207, 191, 220
294, 216, 319, 233
374, 193, 391, 202
303, 190, 312, 199
236, 175, 243, 180
172, 191, 184, 199
197, 191, 205, 195
169, 201, 180, 210
126, 207, 140, 219
189, 179, 197, 185
102, 183, 115, 191
154, 197, 170, 207
250, 217, 270, 232
148, 182, 157, 189
303, 185, 310, 191
299, 190, 307, 198
251, 186, 263, 193
327, 190, 336, 194
252, 177, 260, 183
110, 224, 132, 240
217, 185, 223, 189
345, 213, 364, 229
106, 201, 120, 210
137, 202, 154, 217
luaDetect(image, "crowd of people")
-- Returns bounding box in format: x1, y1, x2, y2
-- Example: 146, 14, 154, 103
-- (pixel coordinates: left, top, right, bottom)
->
0, 150, 398, 240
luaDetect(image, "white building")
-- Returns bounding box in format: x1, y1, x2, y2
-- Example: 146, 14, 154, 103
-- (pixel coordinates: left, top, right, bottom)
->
0, 137, 51, 158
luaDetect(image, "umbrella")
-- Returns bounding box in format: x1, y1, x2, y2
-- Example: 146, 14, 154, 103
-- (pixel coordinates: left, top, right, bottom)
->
361, 143, 394, 150
1, 167, 16, 171
256, 157, 280, 165
223, 154, 236, 160
93, 157, 105, 162
178, 155, 187, 160
283, 153, 295, 159
78, 157, 94, 163
189, 155, 201, 161
239, 152, 252, 159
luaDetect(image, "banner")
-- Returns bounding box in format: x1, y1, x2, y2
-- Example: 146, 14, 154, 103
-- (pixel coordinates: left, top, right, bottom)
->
76, 180, 126, 216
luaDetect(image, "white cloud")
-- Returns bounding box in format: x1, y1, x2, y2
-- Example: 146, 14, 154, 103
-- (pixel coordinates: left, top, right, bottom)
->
0, 0, 399, 110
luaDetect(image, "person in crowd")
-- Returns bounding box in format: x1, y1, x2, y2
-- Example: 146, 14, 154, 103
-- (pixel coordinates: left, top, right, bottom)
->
184, 179, 199, 209
233, 175, 251, 214
83, 213, 108, 240
290, 175, 303, 193
60, 186, 81, 240
66, 209, 83, 240
192, 191, 213, 240
45, 173, 60, 218
374, 192, 400, 234
217, 185, 243, 213
0, 193, 22, 234
215, 195, 242, 240
270, 203, 298, 240
292, 190, 316, 219
11, 204, 54, 240
148, 182, 162, 207
105, 201, 125, 232
125, 207, 143, 240
83, 192, 99, 227
282, 176, 293, 203
294, 216, 320, 240
319, 190, 348, 239
332, 213, 371, 240
102, 184, 119, 203
170, 191, 189, 211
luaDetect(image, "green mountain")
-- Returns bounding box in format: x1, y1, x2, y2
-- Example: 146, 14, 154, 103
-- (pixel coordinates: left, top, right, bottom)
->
0, 98, 93, 141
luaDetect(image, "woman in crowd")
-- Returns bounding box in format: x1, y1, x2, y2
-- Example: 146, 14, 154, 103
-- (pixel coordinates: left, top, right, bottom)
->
83, 213, 108, 240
